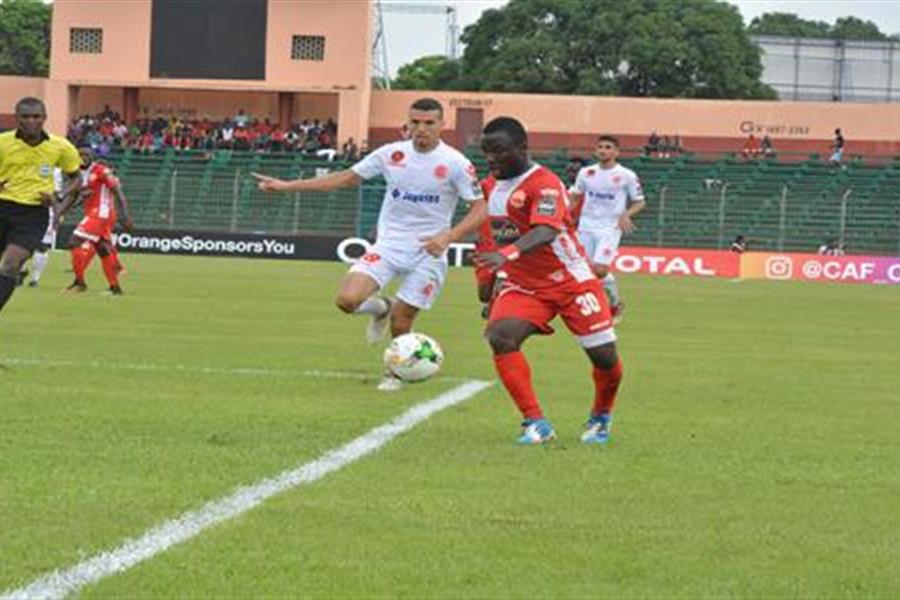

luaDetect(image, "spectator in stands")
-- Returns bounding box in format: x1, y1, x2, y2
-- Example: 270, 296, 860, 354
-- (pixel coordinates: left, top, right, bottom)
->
818, 238, 845, 256
730, 235, 748, 253
761, 135, 775, 158
830, 128, 845, 165
644, 130, 660, 156
341, 137, 359, 162
234, 109, 249, 128
742, 134, 760, 160
671, 134, 684, 156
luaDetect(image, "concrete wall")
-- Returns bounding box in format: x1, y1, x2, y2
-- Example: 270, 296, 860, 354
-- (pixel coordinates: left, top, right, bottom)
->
369, 90, 900, 155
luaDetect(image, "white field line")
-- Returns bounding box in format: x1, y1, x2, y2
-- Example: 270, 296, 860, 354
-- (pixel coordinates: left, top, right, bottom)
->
0, 357, 471, 382
1, 379, 493, 600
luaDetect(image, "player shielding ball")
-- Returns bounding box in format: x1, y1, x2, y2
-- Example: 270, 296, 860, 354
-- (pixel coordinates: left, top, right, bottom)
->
0, 97, 81, 316
474, 117, 624, 445
568, 135, 646, 322
253, 98, 487, 391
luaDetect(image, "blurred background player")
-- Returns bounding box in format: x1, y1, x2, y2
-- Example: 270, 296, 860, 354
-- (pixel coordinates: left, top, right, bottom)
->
568, 135, 646, 324
253, 98, 486, 391
474, 117, 624, 445
0, 97, 81, 316
62, 147, 133, 295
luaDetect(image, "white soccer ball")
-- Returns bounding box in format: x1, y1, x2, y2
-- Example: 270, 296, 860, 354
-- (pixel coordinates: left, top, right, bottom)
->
383, 333, 444, 383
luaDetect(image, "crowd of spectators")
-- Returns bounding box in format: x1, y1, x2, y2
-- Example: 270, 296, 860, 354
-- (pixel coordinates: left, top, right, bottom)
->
66, 106, 355, 161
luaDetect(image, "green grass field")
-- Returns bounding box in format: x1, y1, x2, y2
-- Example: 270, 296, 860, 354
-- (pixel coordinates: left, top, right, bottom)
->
1, 253, 898, 597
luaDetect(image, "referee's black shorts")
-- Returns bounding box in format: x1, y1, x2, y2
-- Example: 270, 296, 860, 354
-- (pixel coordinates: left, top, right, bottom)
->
0, 199, 50, 254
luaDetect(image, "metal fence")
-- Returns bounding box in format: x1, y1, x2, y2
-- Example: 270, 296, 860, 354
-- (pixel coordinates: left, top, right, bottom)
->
117, 166, 900, 256
642, 184, 899, 255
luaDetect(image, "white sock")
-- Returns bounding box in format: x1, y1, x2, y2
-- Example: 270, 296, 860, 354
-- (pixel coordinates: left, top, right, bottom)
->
603, 273, 620, 307
31, 251, 50, 283
354, 296, 389, 317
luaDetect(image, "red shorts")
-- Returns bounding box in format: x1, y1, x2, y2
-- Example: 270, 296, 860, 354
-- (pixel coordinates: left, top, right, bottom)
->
488, 278, 616, 348
75, 216, 115, 242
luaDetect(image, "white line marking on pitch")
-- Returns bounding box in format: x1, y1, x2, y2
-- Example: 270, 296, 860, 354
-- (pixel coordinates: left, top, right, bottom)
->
0, 357, 471, 382
1, 379, 493, 600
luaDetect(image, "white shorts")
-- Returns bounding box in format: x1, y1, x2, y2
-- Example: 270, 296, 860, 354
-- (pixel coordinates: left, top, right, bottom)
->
349, 243, 447, 310
577, 228, 622, 266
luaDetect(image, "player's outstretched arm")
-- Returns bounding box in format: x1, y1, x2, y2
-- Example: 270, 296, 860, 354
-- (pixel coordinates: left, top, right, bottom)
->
474, 224, 558, 272
252, 169, 362, 193
114, 187, 134, 231
50, 172, 84, 225
420, 199, 487, 257
618, 199, 647, 234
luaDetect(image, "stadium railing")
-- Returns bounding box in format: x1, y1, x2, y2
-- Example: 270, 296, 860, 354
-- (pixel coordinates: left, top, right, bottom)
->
102, 148, 900, 256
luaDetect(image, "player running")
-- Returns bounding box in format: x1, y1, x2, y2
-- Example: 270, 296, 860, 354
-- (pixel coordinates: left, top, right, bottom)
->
0, 97, 81, 316
474, 117, 624, 445
62, 147, 133, 295
568, 135, 646, 323
253, 98, 487, 391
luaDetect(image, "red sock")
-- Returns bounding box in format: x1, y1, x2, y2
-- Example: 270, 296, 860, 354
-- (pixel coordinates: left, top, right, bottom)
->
100, 253, 120, 288
494, 351, 543, 420
110, 246, 123, 272
591, 360, 624, 417
71, 243, 95, 282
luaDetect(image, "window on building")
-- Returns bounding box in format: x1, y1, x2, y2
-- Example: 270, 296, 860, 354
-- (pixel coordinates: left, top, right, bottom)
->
292, 35, 325, 61
70, 28, 103, 54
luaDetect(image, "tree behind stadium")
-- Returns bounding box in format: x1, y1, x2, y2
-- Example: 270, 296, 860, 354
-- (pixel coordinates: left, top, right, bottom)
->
0, 0, 51, 77
456, 0, 776, 99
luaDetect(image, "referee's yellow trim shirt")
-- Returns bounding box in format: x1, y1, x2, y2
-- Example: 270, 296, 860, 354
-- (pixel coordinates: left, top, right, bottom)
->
0, 130, 81, 206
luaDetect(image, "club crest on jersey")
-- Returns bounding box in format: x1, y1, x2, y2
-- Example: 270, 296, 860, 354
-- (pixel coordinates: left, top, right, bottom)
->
434, 164, 449, 180
390, 150, 405, 164
612, 175, 622, 185
586, 168, 597, 177
39, 164, 51, 177
509, 190, 527, 209
536, 188, 559, 216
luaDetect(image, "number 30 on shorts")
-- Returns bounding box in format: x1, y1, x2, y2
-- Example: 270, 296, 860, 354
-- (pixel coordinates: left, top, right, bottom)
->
575, 292, 602, 316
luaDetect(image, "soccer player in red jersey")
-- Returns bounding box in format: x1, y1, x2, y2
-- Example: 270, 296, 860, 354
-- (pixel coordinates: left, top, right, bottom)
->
63, 148, 133, 295
474, 117, 624, 445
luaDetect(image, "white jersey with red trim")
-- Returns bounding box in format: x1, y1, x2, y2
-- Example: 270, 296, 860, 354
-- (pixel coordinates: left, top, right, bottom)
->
572, 163, 644, 231
483, 163, 594, 290
351, 140, 482, 250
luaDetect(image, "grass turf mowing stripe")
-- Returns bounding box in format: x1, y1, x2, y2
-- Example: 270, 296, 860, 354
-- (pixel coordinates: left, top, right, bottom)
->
1, 379, 493, 600
0, 356, 471, 382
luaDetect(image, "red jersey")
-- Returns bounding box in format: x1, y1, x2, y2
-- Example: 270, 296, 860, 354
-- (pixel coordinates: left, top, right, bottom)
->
82, 163, 120, 220
483, 164, 594, 289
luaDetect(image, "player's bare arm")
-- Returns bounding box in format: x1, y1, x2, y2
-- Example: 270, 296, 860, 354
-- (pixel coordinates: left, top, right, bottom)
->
52, 172, 85, 226
114, 187, 134, 231
474, 224, 558, 271
618, 199, 647, 234
420, 198, 487, 257
252, 169, 362, 193
568, 190, 584, 226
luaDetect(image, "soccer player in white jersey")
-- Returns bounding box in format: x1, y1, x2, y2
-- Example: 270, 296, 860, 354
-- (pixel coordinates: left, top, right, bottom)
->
569, 135, 646, 323
253, 98, 487, 391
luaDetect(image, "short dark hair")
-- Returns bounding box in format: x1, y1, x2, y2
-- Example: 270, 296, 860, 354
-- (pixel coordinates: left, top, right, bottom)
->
15, 97, 46, 114
483, 116, 528, 146
597, 134, 619, 147
410, 97, 443, 117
